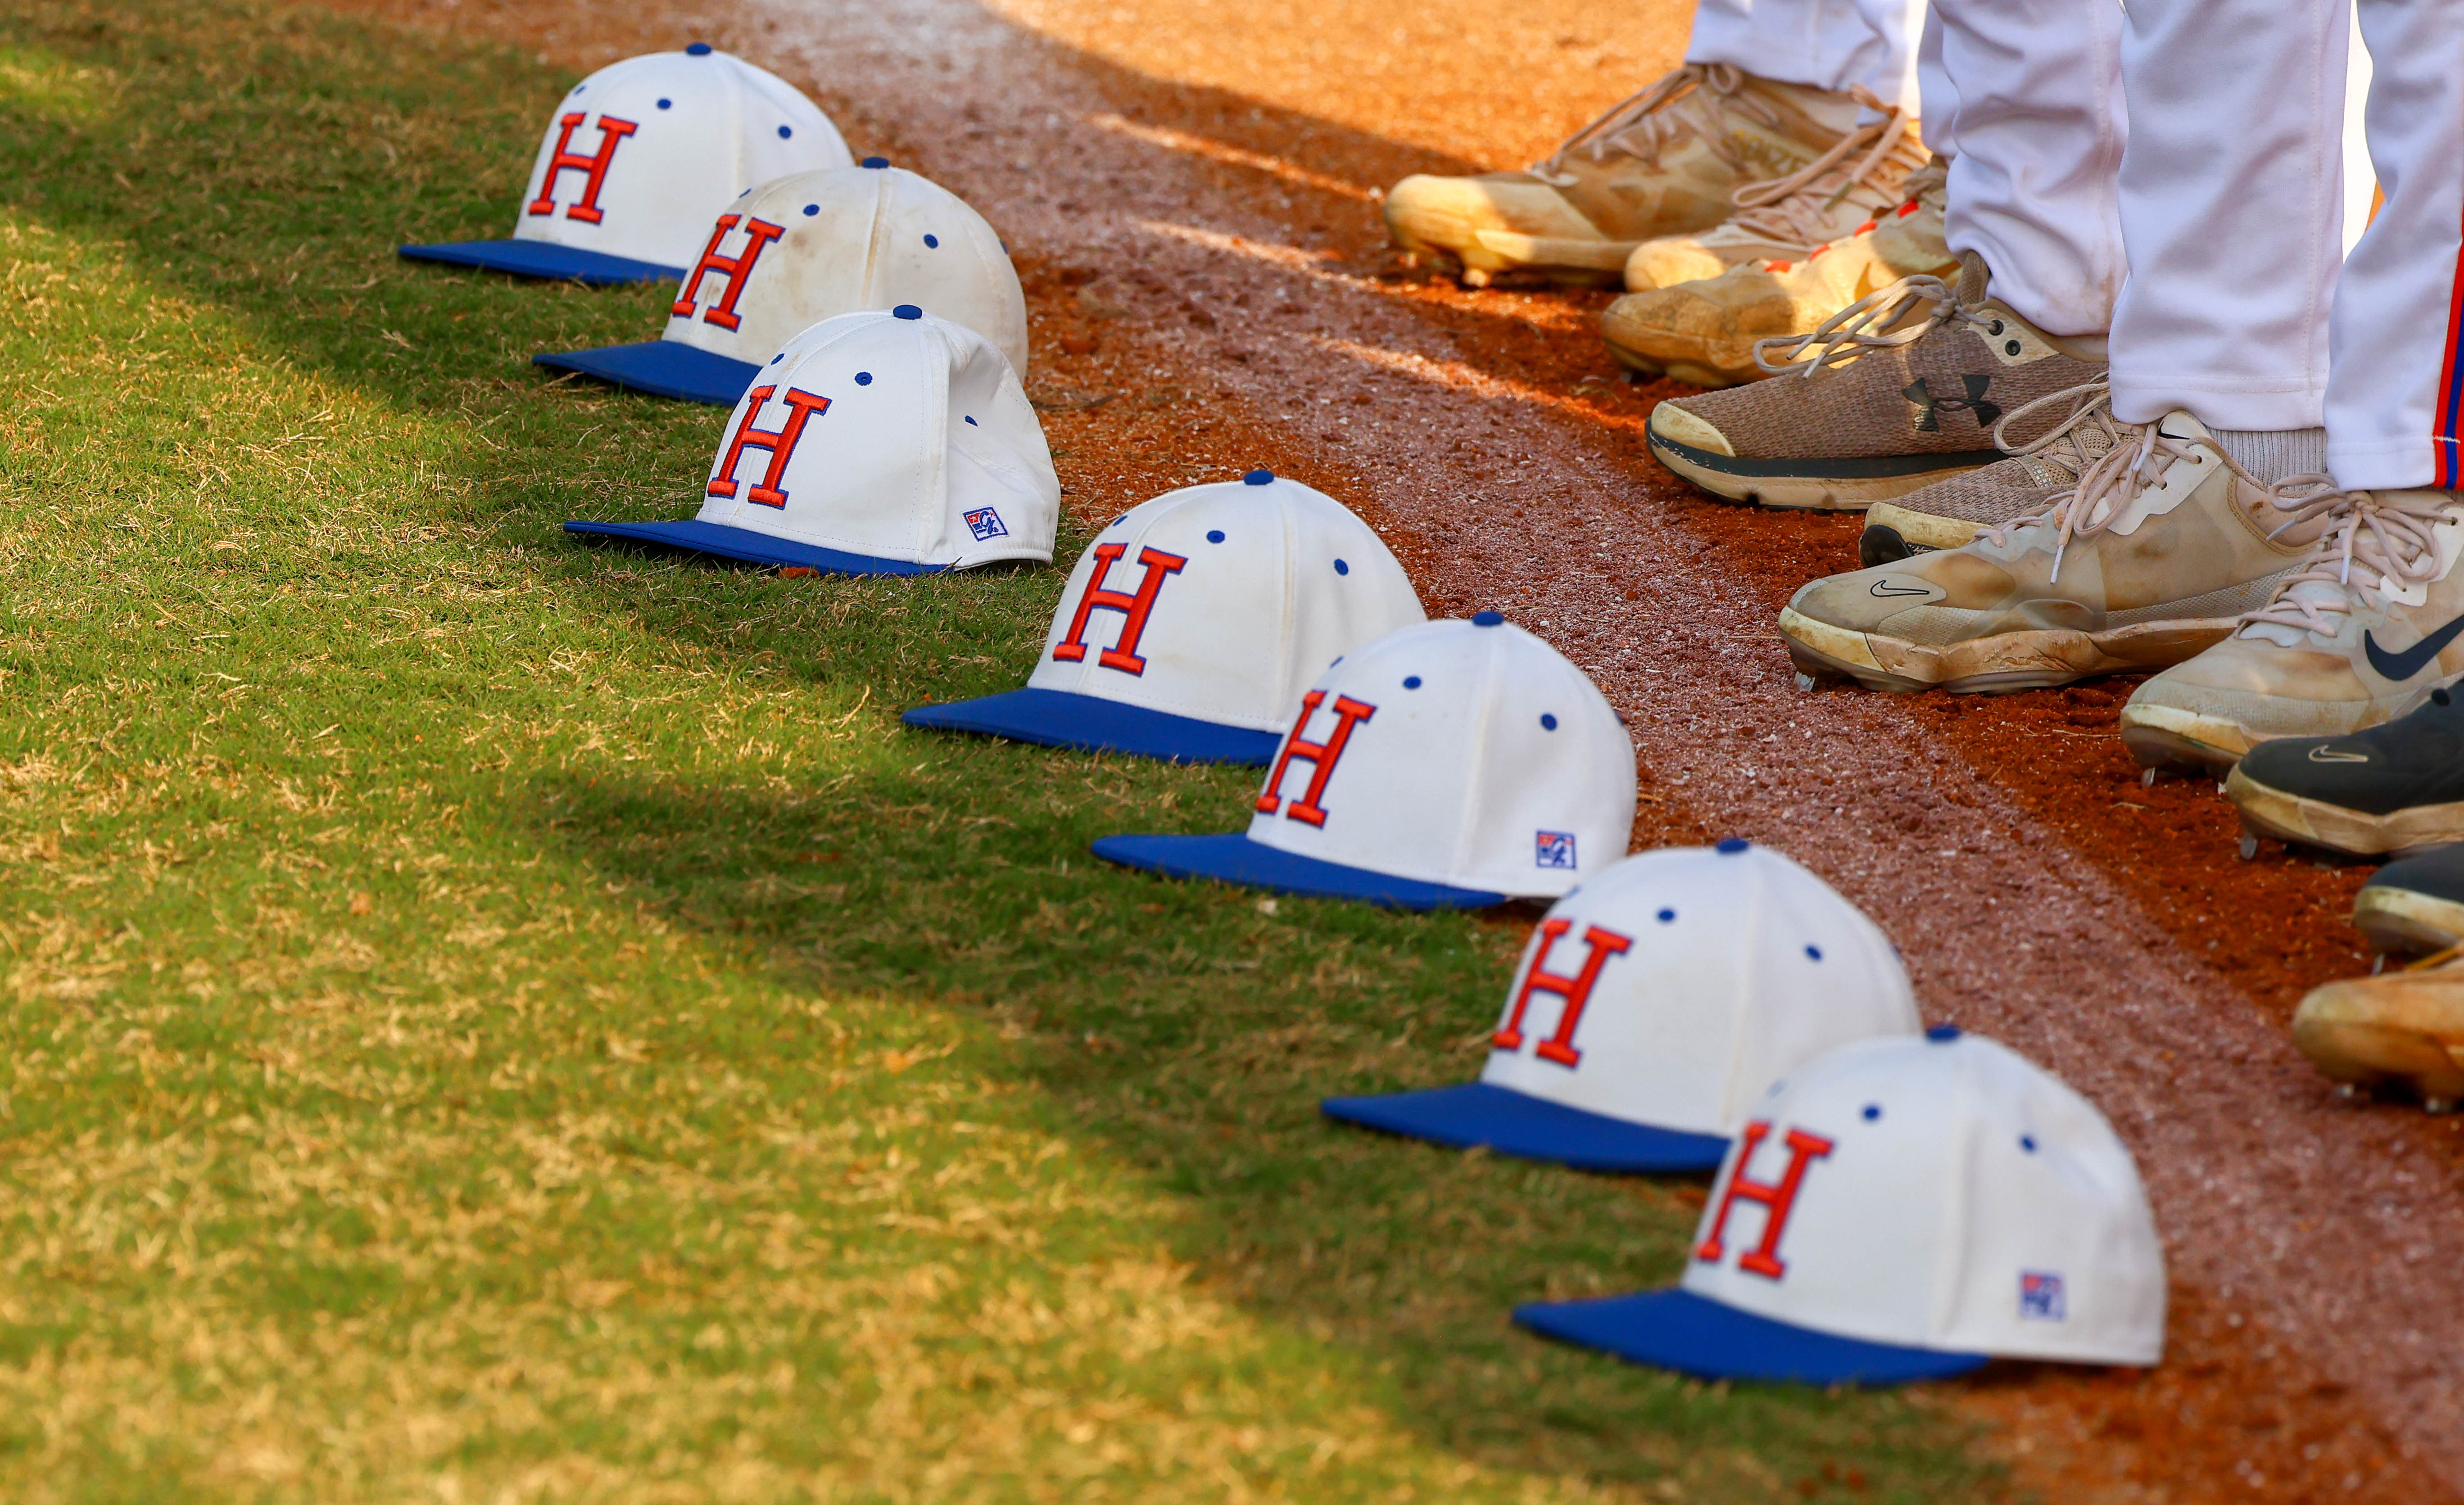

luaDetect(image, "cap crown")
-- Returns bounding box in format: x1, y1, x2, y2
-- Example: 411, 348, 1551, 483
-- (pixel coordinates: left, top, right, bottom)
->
1244, 618, 1636, 898
661, 166, 1029, 378
697, 310, 1058, 568
512, 50, 852, 271
1024, 478, 1424, 731
1480, 844, 1918, 1135
1681, 1032, 2165, 1365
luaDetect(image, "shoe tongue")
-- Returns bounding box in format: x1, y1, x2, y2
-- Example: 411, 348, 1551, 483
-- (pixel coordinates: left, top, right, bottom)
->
1955, 251, 1989, 304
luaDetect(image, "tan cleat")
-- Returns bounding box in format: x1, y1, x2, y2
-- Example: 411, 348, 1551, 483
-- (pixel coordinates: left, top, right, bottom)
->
2119, 486, 2464, 772
2293, 957, 2464, 1110
1622, 89, 1930, 293
1601, 158, 1954, 388
1859, 380, 2125, 565
1384, 64, 1865, 286
1777, 411, 2315, 692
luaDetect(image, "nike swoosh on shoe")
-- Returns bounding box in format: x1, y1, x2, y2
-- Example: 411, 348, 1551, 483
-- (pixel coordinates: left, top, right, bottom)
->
2306, 746, 2370, 764
1869, 580, 1931, 598
2363, 611, 2464, 682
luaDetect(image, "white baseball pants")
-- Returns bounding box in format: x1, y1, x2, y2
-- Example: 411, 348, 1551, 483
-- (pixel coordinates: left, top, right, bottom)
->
1684, 0, 1930, 113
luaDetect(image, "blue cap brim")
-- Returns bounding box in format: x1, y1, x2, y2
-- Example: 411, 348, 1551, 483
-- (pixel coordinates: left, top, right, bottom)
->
397, 240, 687, 286
1090, 832, 1507, 910
1321, 1083, 1729, 1173
902, 688, 1282, 765
1513, 1289, 1988, 1386
563, 518, 947, 576
533, 341, 761, 405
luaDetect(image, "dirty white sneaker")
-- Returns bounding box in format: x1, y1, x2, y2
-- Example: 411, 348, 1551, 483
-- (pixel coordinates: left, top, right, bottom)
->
2120, 483, 2464, 771
1779, 412, 2315, 692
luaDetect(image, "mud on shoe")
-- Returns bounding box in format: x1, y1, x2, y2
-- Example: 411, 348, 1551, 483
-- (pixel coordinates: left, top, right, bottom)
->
2120, 486, 2464, 773
2354, 846, 2464, 956
1384, 65, 1860, 286
1643, 257, 2108, 511
1777, 412, 2310, 693
1602, 159, 1952, 388
2293, 957, 2464, 1110
2226, 688, 2464, 858
1859, 380, 2123, 565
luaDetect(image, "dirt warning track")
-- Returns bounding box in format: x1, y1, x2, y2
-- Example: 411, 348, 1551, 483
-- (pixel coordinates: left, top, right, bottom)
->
335, 0, 2464, 1494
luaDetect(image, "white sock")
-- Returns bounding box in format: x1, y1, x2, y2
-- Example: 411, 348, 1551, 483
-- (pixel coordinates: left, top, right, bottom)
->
2208, 427, 2329, 486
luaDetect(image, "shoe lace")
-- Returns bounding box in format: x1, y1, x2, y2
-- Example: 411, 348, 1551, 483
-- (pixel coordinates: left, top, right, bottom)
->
1531, 63, 1778, 183
1976, 412, 2269, 584
1988, 378, 2122, 481
1719, 88, 1925, 249
2234, 484, 2456, 637
1752, 272, 1994, 377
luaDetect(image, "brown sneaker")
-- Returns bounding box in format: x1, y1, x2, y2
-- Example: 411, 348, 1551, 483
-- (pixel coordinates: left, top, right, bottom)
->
1777, 411, 2315, 692
1600, 158, 1953, 387
1622, 91, 1929, 292
1383, 64, 1864, 286
2293, 957, 2464, 1110
1643, 256, 2108, 511
1857, 380, 2123, 565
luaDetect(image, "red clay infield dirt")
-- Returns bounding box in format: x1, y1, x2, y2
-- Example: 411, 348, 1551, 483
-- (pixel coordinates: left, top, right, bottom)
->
323, 0, 2464, 1496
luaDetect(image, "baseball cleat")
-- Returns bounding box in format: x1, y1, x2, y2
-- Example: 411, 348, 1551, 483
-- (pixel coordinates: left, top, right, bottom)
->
1600, 159, 1953, 389
2352, 847, 2464, 955
2119, 486, 2464, 772
2224, 688, 2464, 857
1643, 256, 2107, 511
1619, 89, 1927, 294
1778, 411, 2310, 692
2293, 957, 2464, 1106
1858, 381, 2122, 565
1384, 66, 1864, 285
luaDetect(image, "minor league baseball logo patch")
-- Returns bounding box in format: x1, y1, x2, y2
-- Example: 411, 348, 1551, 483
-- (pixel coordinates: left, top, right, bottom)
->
1534, 830, 1577, 870
2019, 1270, 2066, 1321
964, 507, 1010, 542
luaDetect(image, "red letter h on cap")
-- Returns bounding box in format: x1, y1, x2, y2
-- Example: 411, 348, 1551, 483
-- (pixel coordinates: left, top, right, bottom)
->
1051, 543, 1187, 675
1694, 1121, 1836, 1279
1492, 919, 1634, 1067
673, 214, 787, 331
1255, 690, 1376, 828
707, 386, 833, 510
527, 113, 639, 223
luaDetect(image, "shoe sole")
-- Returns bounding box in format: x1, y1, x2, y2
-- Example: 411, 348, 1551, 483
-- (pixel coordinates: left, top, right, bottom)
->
2115, 702, 2257, 773
2354, 886, 2464, 955
2226, 766, 2464, 858
1778, 607, 2235, 694
1649, 430, 1998, 513
2292, 1012, 2464, 1101
1386, 214, 1632, 286
1859, 501, 1991, 562
1602, 340, 1744, 391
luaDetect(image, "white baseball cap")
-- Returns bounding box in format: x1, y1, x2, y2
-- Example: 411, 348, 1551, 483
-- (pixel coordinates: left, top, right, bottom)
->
564, 306, 1058, 574
902, 471, 1426, 764
1515, 1029, 2167, 1384
1323, 841, 1920, 1171
1094, 615, 1636, 908
400, 45, 851, 285
535, 162, 1028, 403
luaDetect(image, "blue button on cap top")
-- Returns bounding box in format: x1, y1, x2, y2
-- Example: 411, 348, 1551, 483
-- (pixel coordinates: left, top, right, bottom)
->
924, 234, 940, 249
1540, 714, 1558, 731
1471, 611, 1504, 627
854, 371, 873, 386
685, 41, 714, 54
656, 98, 672, 110
1925, 1023, 1962, 1042
803, 204, 819, 216
1205, 529, 1225, 544
1243, 469, 1274, 486
778, 125, 793, 139
892, 304, 923, 320
1333, 559, 1349, 575
1715, 836, 1749, 854
861, 156, 890, 169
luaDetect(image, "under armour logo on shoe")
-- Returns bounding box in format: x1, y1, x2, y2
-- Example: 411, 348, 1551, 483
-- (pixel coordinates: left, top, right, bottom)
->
1903, 375, 2001, 434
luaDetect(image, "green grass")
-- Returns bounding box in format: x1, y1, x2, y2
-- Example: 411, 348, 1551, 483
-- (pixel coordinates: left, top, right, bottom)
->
0, 2, 2011, 1500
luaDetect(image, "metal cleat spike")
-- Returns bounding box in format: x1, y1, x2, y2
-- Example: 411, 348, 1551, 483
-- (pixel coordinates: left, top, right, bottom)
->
2427, 1095, 2459, 1116
2333, 1082, 2363, 1102
2216, 781, 2229, 796
1460, 267, 1491, 289
1794, 673, 1816, 693
2238, 834, 2260, 861
2373, 954, 2388, 975
2141, 768, 2156, 788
